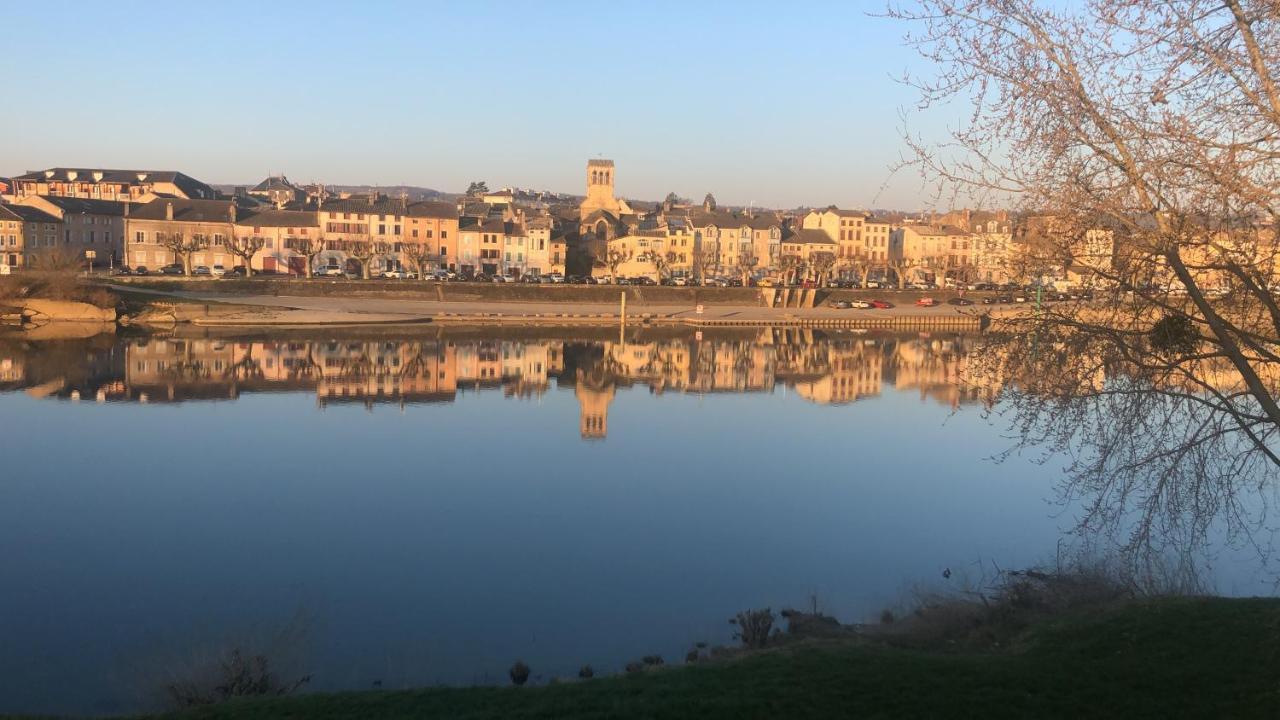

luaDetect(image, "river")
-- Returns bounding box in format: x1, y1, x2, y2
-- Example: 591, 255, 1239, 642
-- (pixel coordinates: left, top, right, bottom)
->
0, 326, 1273, 715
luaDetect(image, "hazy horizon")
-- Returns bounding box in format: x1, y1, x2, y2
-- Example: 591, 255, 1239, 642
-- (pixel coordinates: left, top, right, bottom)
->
2, 1, 955, 210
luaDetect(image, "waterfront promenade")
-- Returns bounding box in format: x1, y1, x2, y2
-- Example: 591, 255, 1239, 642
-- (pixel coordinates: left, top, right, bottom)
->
120, 287, 994, 330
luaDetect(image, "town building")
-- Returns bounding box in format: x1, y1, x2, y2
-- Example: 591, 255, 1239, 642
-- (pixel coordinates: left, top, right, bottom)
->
248, 175, 305, 206
12, 168, 215, 202
0, 204, 62, 269
14, 196, 131, 269
403, 201, 460, 273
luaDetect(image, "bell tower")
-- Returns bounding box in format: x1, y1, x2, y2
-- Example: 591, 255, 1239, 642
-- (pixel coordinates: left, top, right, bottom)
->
580, 158, 619, 220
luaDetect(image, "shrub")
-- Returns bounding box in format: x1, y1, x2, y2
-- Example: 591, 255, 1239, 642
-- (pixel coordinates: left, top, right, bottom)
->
164, 649, 310, 708
730, 608, 774, 649
509, 660, 530, 687
641, 655, 664, 667
577, 665, 594, 680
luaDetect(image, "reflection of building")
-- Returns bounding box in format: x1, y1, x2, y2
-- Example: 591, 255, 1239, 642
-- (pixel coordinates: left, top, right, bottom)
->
5, 331, 995, 440
575, 375, 614, 439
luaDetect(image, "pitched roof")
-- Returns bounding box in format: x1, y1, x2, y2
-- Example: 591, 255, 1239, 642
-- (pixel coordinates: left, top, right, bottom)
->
320, 197, 413, 216
689, 210, 780, 230
31, 196, 133, 216
786, 228, 838, 246
406, 200, 457, 220
130, 199, 238, 223
238, 208, 319, 228
0, 204, 60, 224
251, 175, 301, 193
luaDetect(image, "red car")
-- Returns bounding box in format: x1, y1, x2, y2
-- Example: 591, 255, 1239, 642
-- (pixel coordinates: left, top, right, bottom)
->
916, 297, 939, 307
870, 300, 893, 309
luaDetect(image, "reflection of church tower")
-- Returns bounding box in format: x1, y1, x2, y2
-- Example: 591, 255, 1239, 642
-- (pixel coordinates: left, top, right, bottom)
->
574, 370, 615, 440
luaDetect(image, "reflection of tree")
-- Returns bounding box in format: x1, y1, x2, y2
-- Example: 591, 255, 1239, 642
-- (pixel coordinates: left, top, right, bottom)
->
974, 326, 1278, 574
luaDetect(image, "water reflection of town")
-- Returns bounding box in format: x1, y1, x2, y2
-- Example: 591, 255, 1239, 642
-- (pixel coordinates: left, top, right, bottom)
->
0, 330, 985, 439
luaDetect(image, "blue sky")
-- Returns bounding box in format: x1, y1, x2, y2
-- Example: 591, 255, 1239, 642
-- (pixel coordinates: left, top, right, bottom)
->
2, 1, 950, 209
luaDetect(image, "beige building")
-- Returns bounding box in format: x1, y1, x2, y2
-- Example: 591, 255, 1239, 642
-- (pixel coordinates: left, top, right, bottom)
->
315, 197, 408, 276
687, 210, 782, 274
125, 199, 239, 271
402, 201, 460, 273
13, 168, 215, 202
780, 228, 838, 263
891, 224, 975, 284
0, 204, 62, 268
15, 196, 130, 269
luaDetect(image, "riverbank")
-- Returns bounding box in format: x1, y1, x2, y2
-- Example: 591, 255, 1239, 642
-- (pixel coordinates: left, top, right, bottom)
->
121, 597, 1279, 720
107, 284, 990, 331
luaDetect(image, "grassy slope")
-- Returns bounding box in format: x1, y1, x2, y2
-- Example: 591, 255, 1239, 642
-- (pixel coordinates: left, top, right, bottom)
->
128, 598, 1280, 720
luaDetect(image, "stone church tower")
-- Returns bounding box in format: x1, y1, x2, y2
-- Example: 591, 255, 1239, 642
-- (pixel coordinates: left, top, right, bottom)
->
579, 158, 629, 220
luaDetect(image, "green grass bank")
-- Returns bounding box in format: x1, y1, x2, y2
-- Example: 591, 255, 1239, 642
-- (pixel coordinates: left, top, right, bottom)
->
116, 597, 1280, 720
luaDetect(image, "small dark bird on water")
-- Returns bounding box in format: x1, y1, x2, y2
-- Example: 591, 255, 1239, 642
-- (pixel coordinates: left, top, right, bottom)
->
943, 568, 952, 579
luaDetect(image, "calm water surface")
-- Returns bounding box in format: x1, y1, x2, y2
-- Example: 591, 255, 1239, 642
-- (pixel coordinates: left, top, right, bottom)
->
0, 327, 1272, 715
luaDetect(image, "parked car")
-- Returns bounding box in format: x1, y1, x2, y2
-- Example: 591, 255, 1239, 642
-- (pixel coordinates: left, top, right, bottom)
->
382, 269, 410, 279
134, 266, 150, 276
996, 295, 1013, 303
947, 297, 975, 306
159, 263, 185, 275
225, 266, 248, 278
112, 266, 133, 276
981, 296, 997, 305
916, 297, 939, 307
849, 300, 873, 309
210, 264, 227, 277
546, 273, 565, 284
319, 266, 344, 277
870, 300, 894, 309
192, 265, 212, 276
833, 300, 853, 309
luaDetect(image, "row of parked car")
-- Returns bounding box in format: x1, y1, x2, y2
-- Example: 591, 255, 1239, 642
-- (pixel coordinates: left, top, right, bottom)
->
831, 290, 1095, 309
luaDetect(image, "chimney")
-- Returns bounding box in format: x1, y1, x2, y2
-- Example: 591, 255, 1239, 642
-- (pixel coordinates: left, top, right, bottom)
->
123, 202, 130, 217
165, 202, 173, 221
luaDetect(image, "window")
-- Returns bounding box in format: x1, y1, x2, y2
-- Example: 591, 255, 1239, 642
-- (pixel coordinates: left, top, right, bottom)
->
441, 230, 448, 239
104, 231, 111, 245
426, 229, 433, 238
412, 229, 419, 238
135, 231, 144, 244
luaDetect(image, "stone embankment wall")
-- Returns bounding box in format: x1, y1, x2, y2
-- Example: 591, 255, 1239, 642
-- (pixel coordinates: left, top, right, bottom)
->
112, 277, 766, 306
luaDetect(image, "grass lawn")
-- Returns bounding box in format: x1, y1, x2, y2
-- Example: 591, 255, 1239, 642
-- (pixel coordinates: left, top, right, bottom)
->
121, 597, 1280, 720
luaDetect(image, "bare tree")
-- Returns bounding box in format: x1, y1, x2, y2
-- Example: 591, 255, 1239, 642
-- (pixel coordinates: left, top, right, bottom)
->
158, 225, 207, 275
693, 246, 719, 283
402, 241, 435, 281
606, 248, 632, 280
889, 0, 1280, 568
295, 235, 328, 279
348, 236, 377, 280
809, 252, 836, 287
736, 253, 758, 287
649, 249, 676, 281
225, 233, 264, 278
